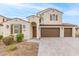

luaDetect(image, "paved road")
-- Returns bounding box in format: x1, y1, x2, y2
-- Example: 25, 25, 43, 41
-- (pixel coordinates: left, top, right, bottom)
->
38, 38, 79, 56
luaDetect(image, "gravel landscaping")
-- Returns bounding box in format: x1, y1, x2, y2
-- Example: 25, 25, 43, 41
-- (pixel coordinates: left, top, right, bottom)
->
0, 40, 39, 56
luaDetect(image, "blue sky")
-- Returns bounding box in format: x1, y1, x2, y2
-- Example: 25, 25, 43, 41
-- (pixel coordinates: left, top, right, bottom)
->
0, 3, 79, 25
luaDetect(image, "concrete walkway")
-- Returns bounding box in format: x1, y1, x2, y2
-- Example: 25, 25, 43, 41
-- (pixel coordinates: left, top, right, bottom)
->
38, 38, 79, 56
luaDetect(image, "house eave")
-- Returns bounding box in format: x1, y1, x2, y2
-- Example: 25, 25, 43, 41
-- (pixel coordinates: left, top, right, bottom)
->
40, 24, 77, 27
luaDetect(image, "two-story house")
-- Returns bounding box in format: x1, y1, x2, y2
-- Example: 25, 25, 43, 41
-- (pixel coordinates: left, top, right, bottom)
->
28, 8, 77, 39
0, 8, 77, 40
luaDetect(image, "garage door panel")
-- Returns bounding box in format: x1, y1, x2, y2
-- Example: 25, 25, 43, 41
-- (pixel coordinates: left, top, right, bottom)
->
64, 28, 72, 37
41, 28, 60, 37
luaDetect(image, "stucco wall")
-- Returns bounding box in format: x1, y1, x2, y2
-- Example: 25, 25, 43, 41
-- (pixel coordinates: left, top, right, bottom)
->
37, 9, 63, 24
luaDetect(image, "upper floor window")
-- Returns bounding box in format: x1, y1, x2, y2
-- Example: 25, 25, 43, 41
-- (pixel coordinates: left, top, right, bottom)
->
39, 14, 44, 23
50, 14, 58, 21
56, 15, 58, 21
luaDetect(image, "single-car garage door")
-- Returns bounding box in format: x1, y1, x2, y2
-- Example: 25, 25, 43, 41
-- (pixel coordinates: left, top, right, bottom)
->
41, 28, 60, 37
64, 28, 72, 37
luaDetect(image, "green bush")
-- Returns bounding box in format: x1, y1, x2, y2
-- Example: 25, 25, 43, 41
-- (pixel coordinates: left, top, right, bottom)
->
16, 33, 24, 42
0, 35, 3, 41
6, 44, 17, 51
3, 35, 14, 45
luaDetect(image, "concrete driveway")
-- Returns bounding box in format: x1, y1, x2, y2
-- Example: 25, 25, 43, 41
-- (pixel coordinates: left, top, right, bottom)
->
38, 38, 79, 56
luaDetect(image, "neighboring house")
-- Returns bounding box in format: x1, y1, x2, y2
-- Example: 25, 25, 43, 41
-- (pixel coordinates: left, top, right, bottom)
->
0, 8, 78, 39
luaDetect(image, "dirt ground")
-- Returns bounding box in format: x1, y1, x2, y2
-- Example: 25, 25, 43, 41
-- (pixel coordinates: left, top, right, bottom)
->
0, 41, 39, 56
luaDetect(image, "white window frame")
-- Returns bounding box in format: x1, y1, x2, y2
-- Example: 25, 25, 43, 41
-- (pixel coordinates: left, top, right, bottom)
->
13, 24, 21, 34
50, 14, 56, 21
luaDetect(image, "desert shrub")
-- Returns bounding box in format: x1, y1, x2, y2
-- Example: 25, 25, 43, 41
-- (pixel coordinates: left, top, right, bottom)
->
0, 35, 3, 41
6, 44, 17, 51
16, 33, 24, 42
3, 35, 14, 45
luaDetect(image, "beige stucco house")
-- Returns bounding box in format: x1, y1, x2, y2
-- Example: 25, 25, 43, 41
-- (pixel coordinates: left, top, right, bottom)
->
0, 8, 78, 39
28, 8, 77, 39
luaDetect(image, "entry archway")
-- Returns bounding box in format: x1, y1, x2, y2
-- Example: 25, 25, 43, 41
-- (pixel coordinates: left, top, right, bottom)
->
31, 22, 37, 38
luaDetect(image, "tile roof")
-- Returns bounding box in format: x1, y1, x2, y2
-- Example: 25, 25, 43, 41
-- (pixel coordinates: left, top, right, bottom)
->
37, 8, 63, 15
40, 23, 77, 27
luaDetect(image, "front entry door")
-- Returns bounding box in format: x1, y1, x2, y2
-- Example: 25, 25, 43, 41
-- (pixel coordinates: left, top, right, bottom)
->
33, 26, 37, 37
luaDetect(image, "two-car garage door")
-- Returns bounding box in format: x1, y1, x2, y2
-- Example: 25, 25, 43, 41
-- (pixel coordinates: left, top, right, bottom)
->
41, 28, 72, 37
41, 28, 60, 37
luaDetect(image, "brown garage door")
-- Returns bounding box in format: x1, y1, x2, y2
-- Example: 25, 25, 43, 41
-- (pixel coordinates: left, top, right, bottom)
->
64, 28, 72, 37
41, 28, 60, 37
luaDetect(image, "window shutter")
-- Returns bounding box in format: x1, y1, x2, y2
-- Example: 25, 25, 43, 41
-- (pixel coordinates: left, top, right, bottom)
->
56, 15, 58, 21
50, 14, 52, 21
11, 24, 13, 34
20, 24, 22, 33
39, 18, 41, 23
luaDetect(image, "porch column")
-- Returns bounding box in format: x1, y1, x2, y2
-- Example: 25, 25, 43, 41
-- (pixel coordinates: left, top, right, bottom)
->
30, 24, 32, 39
60, 27, 64, 37
37, 24, 40, 39
72, 27, 76, 37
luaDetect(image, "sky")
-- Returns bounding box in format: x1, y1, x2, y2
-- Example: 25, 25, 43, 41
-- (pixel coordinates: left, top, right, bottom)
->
0, 3, 79, 25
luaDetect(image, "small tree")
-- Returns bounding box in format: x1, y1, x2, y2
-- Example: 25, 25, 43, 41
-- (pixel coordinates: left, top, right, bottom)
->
16, 33, 24, 42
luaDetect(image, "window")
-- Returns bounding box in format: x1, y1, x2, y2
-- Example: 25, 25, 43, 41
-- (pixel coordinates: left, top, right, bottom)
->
50, 14, 56, 21
39, 14, 44, 23
13, 24, 21, 33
